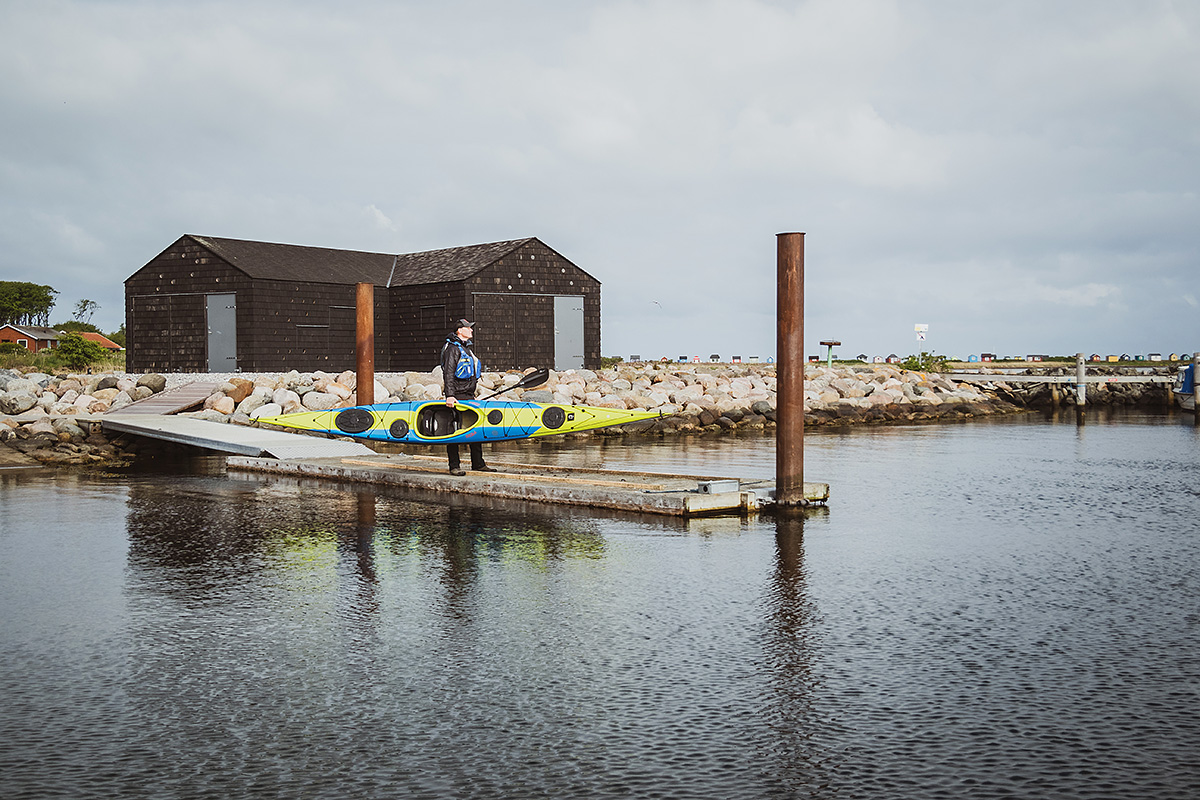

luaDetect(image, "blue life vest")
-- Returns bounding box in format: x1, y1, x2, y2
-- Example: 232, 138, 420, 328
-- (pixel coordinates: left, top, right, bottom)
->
448, 339, 481, 380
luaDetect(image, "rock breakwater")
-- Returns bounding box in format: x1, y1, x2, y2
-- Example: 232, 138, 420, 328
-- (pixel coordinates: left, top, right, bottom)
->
1, 363, 1023, 465
0, 369, 173, 465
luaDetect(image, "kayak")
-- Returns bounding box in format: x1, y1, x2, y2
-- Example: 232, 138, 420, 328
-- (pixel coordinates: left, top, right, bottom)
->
256, 399, 664, 445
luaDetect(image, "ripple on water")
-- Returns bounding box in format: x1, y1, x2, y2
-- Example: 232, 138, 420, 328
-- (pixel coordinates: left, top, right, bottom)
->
1, 417, 1198, 798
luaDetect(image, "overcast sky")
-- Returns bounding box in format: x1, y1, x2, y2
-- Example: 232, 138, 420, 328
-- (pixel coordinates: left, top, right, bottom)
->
2, 0, 1197, 361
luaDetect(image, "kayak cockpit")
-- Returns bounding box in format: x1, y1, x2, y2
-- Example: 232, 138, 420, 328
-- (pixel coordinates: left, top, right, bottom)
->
416, 404, 480, 438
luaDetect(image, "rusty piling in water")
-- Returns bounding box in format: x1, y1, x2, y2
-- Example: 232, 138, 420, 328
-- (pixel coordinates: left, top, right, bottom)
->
776, 232, 805, 507
356, 282, 375, 405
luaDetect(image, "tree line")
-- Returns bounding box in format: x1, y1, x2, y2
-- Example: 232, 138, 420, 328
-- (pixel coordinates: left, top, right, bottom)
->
0, 281, 58, 327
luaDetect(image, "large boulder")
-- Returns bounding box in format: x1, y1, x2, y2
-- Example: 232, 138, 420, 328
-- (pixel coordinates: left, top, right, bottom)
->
272, 388, 301, 411
3, 378, 38, 396
107, 391, 135, 412
51, 418, 86, 438
235, 394, 267, 416
224, 377, 255, 404
302, 391, 340, 411
211, 395, 236, 415
0, 392, 38, 415
137, 374, 166, 393
250, 402, 283, 420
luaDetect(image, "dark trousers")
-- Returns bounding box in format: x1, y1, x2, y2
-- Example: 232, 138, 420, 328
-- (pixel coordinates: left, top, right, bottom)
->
447, 442, 485, 470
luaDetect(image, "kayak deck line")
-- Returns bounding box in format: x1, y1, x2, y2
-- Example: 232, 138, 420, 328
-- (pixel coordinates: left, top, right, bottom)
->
226, 453, 830, 517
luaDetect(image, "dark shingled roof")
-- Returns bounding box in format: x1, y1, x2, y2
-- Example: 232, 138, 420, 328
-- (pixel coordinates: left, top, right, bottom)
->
1, 324, 60, 340
188, 235, 538, 287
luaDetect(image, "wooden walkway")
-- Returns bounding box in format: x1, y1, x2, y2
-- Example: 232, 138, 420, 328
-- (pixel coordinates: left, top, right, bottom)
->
116, 382, 220, 414
100, 381, 373, 459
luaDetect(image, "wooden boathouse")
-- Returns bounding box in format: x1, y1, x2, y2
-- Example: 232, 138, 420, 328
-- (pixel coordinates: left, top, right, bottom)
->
124, 235, 601, 374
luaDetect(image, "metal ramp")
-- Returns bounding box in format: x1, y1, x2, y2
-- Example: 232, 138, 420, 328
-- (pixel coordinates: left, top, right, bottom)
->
101, 414, 374, 459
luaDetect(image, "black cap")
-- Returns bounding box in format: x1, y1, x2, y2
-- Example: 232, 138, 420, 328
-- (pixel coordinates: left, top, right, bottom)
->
453, 318, 474, 329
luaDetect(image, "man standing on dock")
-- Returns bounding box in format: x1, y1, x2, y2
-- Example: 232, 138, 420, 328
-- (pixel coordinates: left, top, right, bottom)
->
441, 318, 495, 476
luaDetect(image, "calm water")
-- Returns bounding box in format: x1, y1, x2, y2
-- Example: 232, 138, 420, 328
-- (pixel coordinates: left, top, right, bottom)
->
2, 411, 1198, 799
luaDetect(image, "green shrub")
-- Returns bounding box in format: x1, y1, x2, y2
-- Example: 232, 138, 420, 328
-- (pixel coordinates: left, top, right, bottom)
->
900, 351, 951, 373
55, 332, 107, 370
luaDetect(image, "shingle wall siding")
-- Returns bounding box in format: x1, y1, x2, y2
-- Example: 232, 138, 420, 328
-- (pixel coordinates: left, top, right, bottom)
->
388, 280, 460, 371
244, 281, 389, 373
126, 239, 252, 372
464, 239, 600, 370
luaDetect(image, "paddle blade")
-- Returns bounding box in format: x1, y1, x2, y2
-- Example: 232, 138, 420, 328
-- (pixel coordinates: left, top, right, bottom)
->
480, 368, 550, 399
515, 368, 550, 390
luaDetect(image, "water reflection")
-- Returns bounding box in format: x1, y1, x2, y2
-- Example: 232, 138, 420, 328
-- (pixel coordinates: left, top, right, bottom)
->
756, 514, 831, 796
5, 414, 1196, 799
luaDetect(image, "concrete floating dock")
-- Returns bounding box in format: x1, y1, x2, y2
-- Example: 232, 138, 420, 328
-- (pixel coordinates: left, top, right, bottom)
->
227, 452, 830, 517
95, 410, 829, 516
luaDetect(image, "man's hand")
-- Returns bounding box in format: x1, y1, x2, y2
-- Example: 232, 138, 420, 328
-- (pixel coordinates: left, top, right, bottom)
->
445, 396, 455, 407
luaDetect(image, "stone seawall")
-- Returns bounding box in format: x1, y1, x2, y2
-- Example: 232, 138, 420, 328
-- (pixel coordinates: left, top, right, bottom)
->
1, 364, 1024, 465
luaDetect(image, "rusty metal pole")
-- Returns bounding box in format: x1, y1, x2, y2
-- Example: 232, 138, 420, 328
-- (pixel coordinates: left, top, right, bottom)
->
356, 282, 375, 405
776, 232, 805, 507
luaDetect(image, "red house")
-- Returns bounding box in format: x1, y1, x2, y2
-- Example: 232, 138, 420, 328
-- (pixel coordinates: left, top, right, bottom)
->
0, 324, 59, 353
79, 332, 123, 350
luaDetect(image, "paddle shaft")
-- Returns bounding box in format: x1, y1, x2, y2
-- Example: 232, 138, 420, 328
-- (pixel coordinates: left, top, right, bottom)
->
478, 368, 549, 400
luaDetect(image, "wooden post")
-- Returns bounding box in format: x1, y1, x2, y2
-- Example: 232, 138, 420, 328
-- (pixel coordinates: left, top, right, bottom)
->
356, 282, 374, 405
776, 233, 805, 507
1193, 352, 1199, 425
1075, 352, 1086, 424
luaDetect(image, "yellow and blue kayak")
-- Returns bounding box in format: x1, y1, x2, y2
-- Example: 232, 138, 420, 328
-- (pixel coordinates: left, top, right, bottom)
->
257, 399, 663, 444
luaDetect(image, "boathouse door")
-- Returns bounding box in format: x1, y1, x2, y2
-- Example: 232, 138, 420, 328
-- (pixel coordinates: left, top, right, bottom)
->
554, 296, 584, 371
206, 293, 237, 372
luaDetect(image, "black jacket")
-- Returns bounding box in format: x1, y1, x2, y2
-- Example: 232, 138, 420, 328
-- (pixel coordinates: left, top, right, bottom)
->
441, 336, 481, 399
